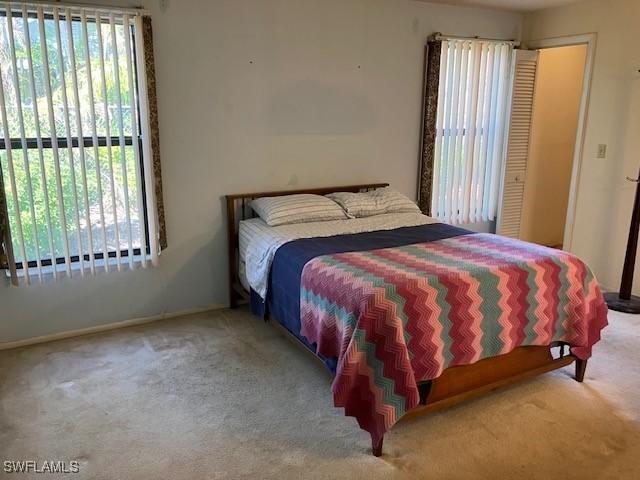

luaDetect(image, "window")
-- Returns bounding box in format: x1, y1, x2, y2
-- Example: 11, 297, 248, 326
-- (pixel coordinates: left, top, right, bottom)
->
0, 3, 159, 284
431, 38, 513, 225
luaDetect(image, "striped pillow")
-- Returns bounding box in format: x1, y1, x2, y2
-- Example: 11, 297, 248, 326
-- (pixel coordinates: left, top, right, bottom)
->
327, 187, 421, 218
251, 194, 349, 226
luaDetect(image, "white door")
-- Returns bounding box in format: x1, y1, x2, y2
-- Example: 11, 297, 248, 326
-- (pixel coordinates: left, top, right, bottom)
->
496, 49, 539, 238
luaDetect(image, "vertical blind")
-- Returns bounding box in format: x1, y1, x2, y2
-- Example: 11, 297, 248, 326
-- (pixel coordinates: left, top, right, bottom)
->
0, 2, 158, 284
431, 39, 513, 225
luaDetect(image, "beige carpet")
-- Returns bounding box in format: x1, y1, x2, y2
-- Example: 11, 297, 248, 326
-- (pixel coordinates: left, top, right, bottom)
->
1, 308, 639, 480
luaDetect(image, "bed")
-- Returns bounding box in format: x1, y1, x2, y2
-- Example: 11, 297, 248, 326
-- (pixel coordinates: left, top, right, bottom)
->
226, 183, 608, 456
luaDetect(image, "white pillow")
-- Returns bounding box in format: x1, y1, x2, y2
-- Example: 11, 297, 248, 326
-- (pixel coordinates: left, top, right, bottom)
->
327, 187, 421, 218
251, 194, 349, 226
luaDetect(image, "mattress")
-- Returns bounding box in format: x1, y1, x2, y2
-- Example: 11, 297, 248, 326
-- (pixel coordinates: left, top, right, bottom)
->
238, 212, 438, 298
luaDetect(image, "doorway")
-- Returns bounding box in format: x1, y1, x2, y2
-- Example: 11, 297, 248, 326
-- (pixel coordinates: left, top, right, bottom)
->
519, 44, 588, 249
496, 34, 595, 250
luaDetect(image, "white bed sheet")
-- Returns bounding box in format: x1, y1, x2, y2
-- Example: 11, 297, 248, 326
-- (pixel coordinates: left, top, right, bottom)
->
238, 260, 251, 292
239, 212, 438, 299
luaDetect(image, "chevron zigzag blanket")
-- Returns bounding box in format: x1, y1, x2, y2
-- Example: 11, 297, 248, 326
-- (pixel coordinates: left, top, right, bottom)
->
299, 233, 608, 444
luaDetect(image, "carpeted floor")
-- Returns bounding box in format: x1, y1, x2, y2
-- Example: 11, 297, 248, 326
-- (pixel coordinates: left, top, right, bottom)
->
1, 308, 639, 480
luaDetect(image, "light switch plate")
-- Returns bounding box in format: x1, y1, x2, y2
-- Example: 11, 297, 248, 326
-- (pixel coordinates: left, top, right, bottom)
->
597, 144, 607, 158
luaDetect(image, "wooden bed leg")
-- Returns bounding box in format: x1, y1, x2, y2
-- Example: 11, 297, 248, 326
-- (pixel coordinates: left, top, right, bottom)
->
229, 293, 238, 309
575, 358, 587, 382
372, 436, 384, 457
418, 381, 432, 405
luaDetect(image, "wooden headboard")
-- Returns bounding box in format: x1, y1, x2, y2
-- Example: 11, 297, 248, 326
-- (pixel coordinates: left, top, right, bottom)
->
225, 183, 389, 308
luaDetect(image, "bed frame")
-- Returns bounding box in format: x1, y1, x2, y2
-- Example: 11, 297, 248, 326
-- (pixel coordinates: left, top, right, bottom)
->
225, 183, 587, 457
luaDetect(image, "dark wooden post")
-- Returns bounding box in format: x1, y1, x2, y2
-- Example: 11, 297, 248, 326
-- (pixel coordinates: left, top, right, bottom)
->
226, 196, 238, 309
604, 171, 640, 313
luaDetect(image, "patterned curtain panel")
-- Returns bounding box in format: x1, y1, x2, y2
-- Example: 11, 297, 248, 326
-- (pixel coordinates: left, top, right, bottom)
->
0, 171, 8, 269
0, 167, 18, 284
142, 16, 167, 250
418, 36, 442, 215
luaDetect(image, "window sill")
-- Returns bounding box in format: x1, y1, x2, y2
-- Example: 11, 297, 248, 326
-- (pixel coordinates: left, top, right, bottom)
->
6, 255, 154, 284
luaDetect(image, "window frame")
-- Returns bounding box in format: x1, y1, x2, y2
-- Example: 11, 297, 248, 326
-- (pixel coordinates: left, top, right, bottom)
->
0, 8, 153, 272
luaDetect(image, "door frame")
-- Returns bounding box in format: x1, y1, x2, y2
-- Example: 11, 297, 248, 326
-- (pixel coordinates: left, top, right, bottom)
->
524, 33, 597, 252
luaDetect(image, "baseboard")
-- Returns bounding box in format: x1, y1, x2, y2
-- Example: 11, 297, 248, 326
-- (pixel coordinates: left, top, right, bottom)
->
0, 303, 226, 351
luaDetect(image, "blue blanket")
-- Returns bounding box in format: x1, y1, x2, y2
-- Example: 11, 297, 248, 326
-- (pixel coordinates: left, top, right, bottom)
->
250, 222, 471, 373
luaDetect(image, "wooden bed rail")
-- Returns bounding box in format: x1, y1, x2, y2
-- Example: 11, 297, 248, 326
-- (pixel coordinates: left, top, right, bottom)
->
225, 183, 389, 308
371, 343, 585, 456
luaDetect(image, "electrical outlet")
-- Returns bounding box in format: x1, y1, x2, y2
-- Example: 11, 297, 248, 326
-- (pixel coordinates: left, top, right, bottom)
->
597, 144, 607, 159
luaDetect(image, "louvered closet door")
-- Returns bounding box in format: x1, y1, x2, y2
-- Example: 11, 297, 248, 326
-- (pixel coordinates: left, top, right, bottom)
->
496, 49, 539, 238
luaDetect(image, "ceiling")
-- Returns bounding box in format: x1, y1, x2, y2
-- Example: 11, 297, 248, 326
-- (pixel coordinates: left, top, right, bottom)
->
420, 0, 581, 12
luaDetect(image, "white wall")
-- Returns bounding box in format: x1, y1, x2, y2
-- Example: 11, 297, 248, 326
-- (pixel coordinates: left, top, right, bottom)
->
0, 0, 522, 344
520, 45, 587, 247
523, 0, 640, 293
